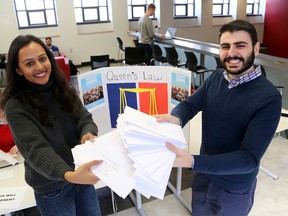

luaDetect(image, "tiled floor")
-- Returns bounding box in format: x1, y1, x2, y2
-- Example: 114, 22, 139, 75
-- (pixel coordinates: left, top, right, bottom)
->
73, 66, 288, 216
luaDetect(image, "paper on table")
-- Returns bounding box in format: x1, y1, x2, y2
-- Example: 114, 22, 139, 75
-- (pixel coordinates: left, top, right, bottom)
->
72, 129, 135, 199
0, 150, 19, 167
0, 170, 14, 181
0, 186, 28, 209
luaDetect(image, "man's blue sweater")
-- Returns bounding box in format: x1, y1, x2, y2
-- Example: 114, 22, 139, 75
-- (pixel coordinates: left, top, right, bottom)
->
171, 68, 282, 190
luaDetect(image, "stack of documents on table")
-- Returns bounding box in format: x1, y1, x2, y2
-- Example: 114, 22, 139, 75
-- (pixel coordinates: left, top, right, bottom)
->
72, 106, 186, 200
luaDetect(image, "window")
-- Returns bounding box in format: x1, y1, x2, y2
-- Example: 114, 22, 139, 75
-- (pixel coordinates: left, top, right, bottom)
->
213, 0, 230, 16
246, 0, 260, 15
74, 0, 109, 24
127, 0, 155, 20
174, 0, 195, 18
14, 0, 57, 28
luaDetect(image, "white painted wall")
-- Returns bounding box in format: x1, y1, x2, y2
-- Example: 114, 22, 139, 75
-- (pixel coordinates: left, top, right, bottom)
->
0, 0, 265, 65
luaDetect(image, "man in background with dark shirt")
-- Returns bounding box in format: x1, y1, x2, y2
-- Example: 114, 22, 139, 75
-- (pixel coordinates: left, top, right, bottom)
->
157, 20, 281, 216
45, 37, 60, 53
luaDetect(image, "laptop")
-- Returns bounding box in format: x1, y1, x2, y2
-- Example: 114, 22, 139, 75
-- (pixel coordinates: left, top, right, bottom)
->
165, 27, 177, 40
52, 50, 60, 57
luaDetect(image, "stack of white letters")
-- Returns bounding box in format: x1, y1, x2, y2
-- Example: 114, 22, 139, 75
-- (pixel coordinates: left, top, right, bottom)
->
72, 106, 186, 199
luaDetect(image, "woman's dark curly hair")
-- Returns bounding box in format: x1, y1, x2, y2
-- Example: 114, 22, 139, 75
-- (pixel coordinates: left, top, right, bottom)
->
0, 35, 81, 126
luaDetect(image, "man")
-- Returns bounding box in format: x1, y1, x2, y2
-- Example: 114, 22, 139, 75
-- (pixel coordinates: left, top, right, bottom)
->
45, 37, 59, 53
138, 4, 164, 65
157, 20, 281, 216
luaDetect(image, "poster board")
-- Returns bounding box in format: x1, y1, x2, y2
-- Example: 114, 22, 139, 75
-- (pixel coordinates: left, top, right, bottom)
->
77, 66, 191, 149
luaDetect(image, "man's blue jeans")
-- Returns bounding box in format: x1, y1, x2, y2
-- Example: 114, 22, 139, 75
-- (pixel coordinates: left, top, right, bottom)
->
34, 183, 101, 216
192, 173, 256, 216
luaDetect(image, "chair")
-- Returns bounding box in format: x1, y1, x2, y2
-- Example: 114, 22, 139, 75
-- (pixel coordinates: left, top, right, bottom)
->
90, 55, 110, 70
55, 57, 71, 81
123, 47, 146, 66
214, 56, 223, 69
258, 64, 286, 180
0, 54, 6, 69
116, 36, 127, 64
150, 44, 167, 65
260, 64, 284, 95
132, 39, 139, 47
164, 47, 185, 67
184, 50, 213, 88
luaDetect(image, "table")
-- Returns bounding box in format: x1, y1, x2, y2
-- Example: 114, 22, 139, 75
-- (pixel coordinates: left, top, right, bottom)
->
128, 32, 288, 76
189, 109, 288, 181
260, 108, 288, 180
0, 158, 116, 215
128, 32, 218, 65
0, 161, 36, 215
276, 109, 288, 135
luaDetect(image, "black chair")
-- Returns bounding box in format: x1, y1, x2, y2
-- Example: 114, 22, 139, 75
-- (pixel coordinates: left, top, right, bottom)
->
214, 56, 223, 69
164, 47, 185, 67
260, 64, 284, 94
123, 47, 146, 66
116, 36, 127, 64
0, 54, 6, 69
150, 44, 167, 65
132, 39, 139, 47
90, 55, 110, 70
184, 50, 213, 88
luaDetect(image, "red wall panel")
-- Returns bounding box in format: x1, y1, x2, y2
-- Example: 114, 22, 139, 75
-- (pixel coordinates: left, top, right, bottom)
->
263, 0, 288, 58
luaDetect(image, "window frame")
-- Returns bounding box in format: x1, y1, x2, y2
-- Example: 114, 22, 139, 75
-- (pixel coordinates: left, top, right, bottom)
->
212, 0, 230, 17
173, 0, 196, 18
14, 0, 58, 29
127, 0, 155, 21
74, 0, 110, 25
246, 0, 260, 15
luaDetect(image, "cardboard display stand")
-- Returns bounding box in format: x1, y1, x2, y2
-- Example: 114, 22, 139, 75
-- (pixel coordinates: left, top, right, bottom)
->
77, 66, 191, 149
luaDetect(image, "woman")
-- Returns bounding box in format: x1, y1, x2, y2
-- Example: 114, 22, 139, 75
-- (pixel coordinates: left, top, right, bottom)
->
0, 92, 19, 155
0, 35, 102, 216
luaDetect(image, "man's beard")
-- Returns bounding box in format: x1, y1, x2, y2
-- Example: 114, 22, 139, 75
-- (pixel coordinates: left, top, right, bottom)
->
221, 51, 255, 75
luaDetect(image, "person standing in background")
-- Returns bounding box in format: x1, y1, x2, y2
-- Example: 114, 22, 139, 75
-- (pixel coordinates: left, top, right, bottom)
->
138, 3, 165, 65
1, 35, 102, 216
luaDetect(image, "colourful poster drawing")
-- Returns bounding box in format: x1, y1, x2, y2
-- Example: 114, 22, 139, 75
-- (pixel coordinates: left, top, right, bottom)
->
80, 72, 105, 111
171, 71, 190, 105
138, 82, 168, 115
106, 83, 137, 128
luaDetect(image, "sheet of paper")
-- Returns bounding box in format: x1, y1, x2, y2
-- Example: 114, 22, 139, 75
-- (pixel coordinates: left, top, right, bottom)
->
129, 150, 172, 168
0, 170, 14, 180
0, 150, 18, 166
0, 186, 28, 209
134, 163, 172, 200
72, 129, 135, 199
73, 106, 187, 200
125, 120, 186, 148
123, 106, 186, 145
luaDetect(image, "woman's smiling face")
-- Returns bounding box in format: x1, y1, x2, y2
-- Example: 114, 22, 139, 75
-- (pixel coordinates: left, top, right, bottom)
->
16, 41, 52, 85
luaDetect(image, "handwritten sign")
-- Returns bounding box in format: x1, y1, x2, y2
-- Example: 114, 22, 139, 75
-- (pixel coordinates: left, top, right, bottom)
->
105, 70, 163, 82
